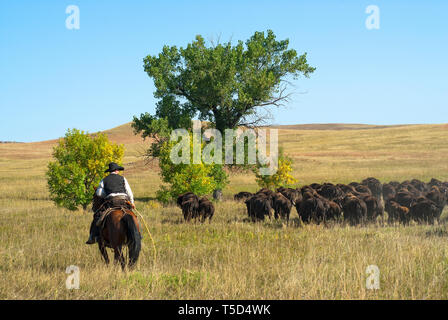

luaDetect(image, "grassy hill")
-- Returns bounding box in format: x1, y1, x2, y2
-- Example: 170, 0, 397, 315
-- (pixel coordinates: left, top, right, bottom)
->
1, 123, 448, 299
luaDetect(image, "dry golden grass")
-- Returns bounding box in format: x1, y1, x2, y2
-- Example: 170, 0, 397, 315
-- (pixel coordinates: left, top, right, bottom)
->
0, 123, 448, 299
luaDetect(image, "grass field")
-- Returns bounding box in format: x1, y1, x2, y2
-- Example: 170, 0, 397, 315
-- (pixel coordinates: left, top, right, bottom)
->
1, 123, 448, 299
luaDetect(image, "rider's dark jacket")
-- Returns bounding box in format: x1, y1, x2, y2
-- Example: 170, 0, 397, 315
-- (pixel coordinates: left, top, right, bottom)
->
96, 172, 134, 204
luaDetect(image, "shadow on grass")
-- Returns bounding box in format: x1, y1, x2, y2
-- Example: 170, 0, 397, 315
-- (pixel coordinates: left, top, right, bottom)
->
425, 225, 448, 237
161, 218, 186, 225
239, 217, 304, 229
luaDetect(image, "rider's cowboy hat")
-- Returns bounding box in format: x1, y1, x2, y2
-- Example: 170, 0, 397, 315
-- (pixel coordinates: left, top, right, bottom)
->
105, 162, 124, 173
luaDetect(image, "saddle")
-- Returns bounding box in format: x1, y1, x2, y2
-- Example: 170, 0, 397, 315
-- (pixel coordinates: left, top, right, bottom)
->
95, 196, 134, 228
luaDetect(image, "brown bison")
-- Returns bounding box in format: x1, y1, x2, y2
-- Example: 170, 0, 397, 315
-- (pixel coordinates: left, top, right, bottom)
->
354, 184, 372, 196
272, 192, 293, 222
361, 194, 383, 223
395, 190, 415, 209
233, 191, 253, 202
382, 183, 396, 202
409, 199, 440, 224
198, 197, 215, 222
410, 179, 428, 193
326, 200, 342, 221
177, 192, 198, 208
425, 186, 447, 217
181, 197, 199, 222
385, 200, 410, 224
342, 194, 367, 226
362, 177, 383, 201
177, 192, 213, 223
245, 194, 272, 222
277, 187, 301, 205
337, 184, 357, 195
317, 183, 344, 202
297, 192, 327, 224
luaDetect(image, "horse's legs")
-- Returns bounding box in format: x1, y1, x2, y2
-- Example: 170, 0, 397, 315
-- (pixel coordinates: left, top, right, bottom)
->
98, 240, 109, 265
113, 245, 126, 270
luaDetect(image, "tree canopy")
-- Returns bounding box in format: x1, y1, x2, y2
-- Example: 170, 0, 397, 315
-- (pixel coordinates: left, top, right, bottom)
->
253, 148, 297, 190
132, 30, 314, 199
155, 132, 228, 203
46, 129, 124, 211
133, 29, 315, 138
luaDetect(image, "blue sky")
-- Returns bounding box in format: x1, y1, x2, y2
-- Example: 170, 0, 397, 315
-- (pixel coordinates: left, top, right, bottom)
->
1, 0, 447, 142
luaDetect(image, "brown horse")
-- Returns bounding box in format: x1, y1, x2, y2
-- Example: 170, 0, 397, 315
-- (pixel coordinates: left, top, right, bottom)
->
92, 193, 141, 270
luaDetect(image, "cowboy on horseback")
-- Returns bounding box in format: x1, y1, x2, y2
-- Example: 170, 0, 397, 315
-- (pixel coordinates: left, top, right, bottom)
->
86, 162, 135, 245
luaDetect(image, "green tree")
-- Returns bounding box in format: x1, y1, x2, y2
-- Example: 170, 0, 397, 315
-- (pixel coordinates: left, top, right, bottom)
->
253, 148, 297, 190
132, 30, 313, 197
46, 128, 124, 211
134, 29, 315, 136
155, 131, 228, 203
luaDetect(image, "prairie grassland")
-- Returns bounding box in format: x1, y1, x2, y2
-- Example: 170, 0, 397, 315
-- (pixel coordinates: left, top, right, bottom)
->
0, 123, 448, 299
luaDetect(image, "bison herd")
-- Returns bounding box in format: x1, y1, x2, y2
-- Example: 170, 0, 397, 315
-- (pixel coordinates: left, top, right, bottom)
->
176, 178, 447, 226
234, 177, 448, 226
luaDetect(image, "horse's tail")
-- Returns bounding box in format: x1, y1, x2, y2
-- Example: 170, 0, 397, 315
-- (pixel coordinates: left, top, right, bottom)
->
122, 213, 141, 267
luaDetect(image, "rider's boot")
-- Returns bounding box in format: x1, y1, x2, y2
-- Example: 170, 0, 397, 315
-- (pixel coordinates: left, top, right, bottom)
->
86, 217, 100, 245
